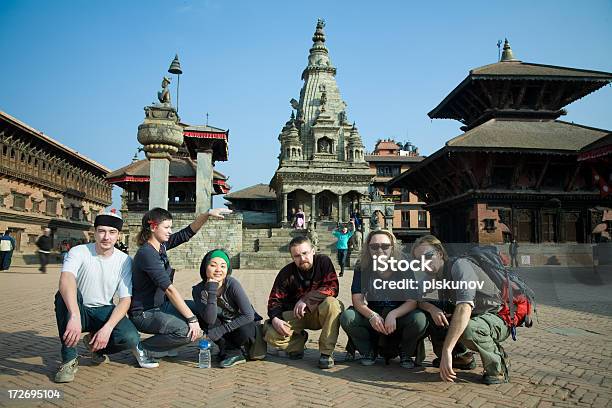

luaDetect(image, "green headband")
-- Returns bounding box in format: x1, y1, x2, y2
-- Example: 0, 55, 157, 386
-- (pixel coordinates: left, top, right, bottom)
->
208, 250, 230, 269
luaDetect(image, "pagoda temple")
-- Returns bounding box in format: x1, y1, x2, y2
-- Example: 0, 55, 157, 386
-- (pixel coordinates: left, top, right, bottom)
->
269, 19, 372, 225
390, 40, 612, 244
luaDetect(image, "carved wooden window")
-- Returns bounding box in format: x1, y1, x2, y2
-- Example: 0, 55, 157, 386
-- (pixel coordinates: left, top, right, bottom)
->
564, 212, 579, 243
12, 193, 26, 211
517, 210, 533, 242
32, 201, 41, 213
71, 207, 81, 221
45, 198, 57, 216
418, 211, 427, 228
541, 212, 557, 243
401, 210, 410, 228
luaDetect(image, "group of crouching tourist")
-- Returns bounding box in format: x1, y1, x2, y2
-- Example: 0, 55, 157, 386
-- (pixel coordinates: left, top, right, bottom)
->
54, 208, 512, 386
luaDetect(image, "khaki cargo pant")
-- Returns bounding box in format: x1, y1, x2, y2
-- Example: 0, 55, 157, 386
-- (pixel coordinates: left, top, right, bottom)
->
460, 312, 510, 376
264, 297, 344, 355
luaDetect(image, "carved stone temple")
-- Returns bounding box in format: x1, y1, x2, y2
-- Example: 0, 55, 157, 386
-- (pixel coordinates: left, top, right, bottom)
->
269, 19, 372, 225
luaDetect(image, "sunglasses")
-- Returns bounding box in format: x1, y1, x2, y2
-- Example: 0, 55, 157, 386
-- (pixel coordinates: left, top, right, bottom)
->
423, 250, 436, 260
369, 243, 392, 251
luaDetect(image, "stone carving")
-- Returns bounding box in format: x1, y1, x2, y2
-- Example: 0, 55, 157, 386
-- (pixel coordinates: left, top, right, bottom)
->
318, 138, 330, 153
370, 212, 381, 230
290, 98, 299, 110
385, 206, 394, 216
351, 230, 363, 251
320, 91, 327, 108
307, 226, 319, 249
158, 77, 171, 105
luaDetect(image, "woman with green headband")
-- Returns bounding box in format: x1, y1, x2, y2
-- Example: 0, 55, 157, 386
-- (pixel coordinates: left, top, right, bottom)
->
192, 249, 263, 368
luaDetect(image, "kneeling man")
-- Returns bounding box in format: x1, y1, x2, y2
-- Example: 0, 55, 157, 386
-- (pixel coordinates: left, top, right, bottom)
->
264, 236, 343, 369
54, 213, 157, 383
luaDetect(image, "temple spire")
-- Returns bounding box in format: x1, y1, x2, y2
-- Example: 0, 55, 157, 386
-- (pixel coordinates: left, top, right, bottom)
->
500, 38, 520, 62
306, 19, 334, 70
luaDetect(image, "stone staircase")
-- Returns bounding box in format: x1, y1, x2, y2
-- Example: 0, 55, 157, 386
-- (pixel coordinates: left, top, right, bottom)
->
240, 222, 359, 270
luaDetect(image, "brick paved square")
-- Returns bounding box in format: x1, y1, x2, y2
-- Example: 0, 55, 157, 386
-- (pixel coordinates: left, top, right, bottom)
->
1, 265, 611, 407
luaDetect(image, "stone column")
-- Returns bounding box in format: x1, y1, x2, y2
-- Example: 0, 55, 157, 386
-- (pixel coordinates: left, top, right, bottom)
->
149, 159, 170, 209
196, 150, 213, 214
311, 193, 316, 222
338, 194, 343, 223
282, 192, 288, 223
137, 105, 183, 211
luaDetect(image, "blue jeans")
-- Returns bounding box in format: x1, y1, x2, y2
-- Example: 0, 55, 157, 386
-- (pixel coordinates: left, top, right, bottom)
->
54, 291, 140, 363
130, 300, 198, 352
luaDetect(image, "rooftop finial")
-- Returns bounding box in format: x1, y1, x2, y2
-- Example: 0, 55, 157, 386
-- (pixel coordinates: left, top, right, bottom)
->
500, 38, 519, 62
313, 19, 326, 44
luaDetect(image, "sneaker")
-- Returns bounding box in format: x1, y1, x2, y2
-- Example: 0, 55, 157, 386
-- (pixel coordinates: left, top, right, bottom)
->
432, 353, 476, 370
399, 352, 416, 369
319, 353, 334, 369
54, 357, 78, 383
220, 353, 246, 368
359, 350, 377, 366
131, 344, 159, 368
82, 333, 109, 365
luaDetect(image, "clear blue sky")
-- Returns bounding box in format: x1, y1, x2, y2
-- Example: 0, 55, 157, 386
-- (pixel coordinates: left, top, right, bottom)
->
1, 0, 611, 210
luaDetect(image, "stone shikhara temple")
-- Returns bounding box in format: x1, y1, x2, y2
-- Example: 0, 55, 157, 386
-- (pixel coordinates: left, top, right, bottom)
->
270, 19, 372, 225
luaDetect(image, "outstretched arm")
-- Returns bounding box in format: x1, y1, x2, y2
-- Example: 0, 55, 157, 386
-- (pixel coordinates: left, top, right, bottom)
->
190, 208, 232, 234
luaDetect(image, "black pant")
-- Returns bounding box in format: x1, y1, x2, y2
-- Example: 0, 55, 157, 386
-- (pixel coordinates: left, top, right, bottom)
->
205, 320, 256, 356
337, 249, 348, 273
39, 252, 50, 273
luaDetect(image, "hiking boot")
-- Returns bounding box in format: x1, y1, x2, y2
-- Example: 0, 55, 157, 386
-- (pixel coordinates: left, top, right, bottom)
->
399, 351, 416, 369
432, 353, 476, 370
482, 372, 509, 385
319, 353, 334, 369
54, 357, 78, 383
359, 350, 377, 366
220, 353, 246, 368
131, 343, 159, 368
82, 333, 109, 365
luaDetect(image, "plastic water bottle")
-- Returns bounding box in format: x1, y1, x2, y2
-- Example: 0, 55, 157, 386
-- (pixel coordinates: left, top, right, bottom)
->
198, 339, 211, 368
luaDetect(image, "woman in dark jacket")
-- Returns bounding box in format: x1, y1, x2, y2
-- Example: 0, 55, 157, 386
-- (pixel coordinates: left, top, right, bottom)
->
129, 207, 230, 363
192, 249, 262, 368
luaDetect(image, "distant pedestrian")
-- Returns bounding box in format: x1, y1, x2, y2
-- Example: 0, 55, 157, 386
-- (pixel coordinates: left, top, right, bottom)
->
509, 239, 519, 267
294, 207, 306, 230
36, 228, 53, 273
332, 219, 355, 277
0, 230, 16, 271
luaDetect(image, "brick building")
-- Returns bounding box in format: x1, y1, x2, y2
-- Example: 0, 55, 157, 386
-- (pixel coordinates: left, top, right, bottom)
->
0, 111, 111, 253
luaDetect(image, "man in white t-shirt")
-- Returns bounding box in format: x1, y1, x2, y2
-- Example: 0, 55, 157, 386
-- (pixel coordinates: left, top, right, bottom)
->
54, 212, 158, 383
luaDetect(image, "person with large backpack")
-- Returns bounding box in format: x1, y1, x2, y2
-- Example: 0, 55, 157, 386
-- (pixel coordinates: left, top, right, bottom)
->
411, 235, 535, 385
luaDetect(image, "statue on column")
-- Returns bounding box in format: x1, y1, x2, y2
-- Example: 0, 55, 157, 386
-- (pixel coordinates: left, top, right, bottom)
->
158, 76, 171, 105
